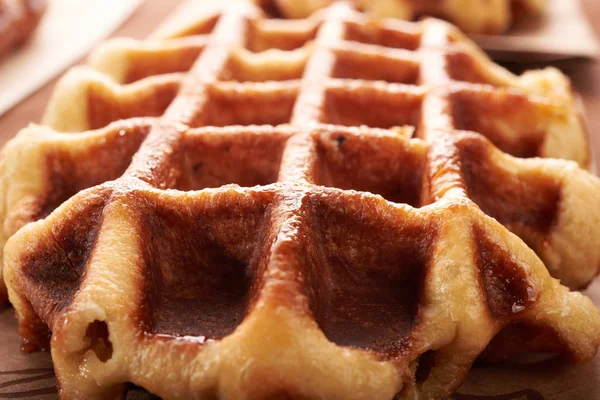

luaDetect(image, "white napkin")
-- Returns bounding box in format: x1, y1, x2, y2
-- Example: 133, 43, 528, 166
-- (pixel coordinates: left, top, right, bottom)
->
0, 0, 143, 118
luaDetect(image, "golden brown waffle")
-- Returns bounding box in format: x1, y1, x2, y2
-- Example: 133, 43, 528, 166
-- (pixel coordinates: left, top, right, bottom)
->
1, 1, 599, 399
255, 0, 546, 33
0, 0, 46, 57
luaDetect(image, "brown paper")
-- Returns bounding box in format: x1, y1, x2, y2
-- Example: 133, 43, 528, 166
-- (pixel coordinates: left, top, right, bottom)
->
1, 0, 599, 398
2, 285, 600, 400
471, 0, 600, 62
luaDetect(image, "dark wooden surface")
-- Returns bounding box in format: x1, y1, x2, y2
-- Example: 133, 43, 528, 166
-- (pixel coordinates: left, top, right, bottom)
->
0, 0, 599, 163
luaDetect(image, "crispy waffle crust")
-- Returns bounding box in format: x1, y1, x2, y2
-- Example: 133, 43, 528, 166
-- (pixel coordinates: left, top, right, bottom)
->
255, 0, 546, 33
1, 2, 599, 399
0, 0, 46, 57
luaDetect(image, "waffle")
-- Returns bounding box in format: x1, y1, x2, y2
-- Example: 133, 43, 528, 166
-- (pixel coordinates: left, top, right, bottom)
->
1, 1, 599, 399
0, 0, 46, 57
255, 0, 546, 33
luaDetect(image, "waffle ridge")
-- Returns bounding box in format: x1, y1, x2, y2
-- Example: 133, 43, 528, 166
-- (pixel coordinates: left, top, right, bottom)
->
1, 2, 600, 399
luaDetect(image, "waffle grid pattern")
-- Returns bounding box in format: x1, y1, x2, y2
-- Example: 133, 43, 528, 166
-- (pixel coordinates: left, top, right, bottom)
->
1, 2, 600, 399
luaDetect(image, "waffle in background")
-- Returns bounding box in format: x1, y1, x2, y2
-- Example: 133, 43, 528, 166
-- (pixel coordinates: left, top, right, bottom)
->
256, 0, 545, 34
0, 0, 46, 57
253, 0, 599, 60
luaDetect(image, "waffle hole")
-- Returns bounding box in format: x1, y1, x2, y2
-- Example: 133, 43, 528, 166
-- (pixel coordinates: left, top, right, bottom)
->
254, 0, 285, 18
38, 124, 150, 219
323, 87, 422, 129
166, 14, 219, 38
87, 76, 181, 131
305, 195, 434, 356
84, 320, 113, 363
21, 196, 106, 325
458, 136, 561, 236
315, 132, 427, 206
204, 84, 297, 127
140, 196, 270, 339
220, 47, 307, 82
474, 226, 536, 318
480, 323, 566, 362
18, 302, 52, 352
112, 37, 208, 84
332, 49, 419, 84
175, 129, 289, 190
451, 91, 546, 159
344, 22, 421, 51
446, 50, 510, 86
415, 351, 436, 383
248, 19, 318, 52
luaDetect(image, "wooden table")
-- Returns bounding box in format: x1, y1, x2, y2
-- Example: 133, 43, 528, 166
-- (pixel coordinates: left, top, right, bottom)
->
1, 0, 599, 159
